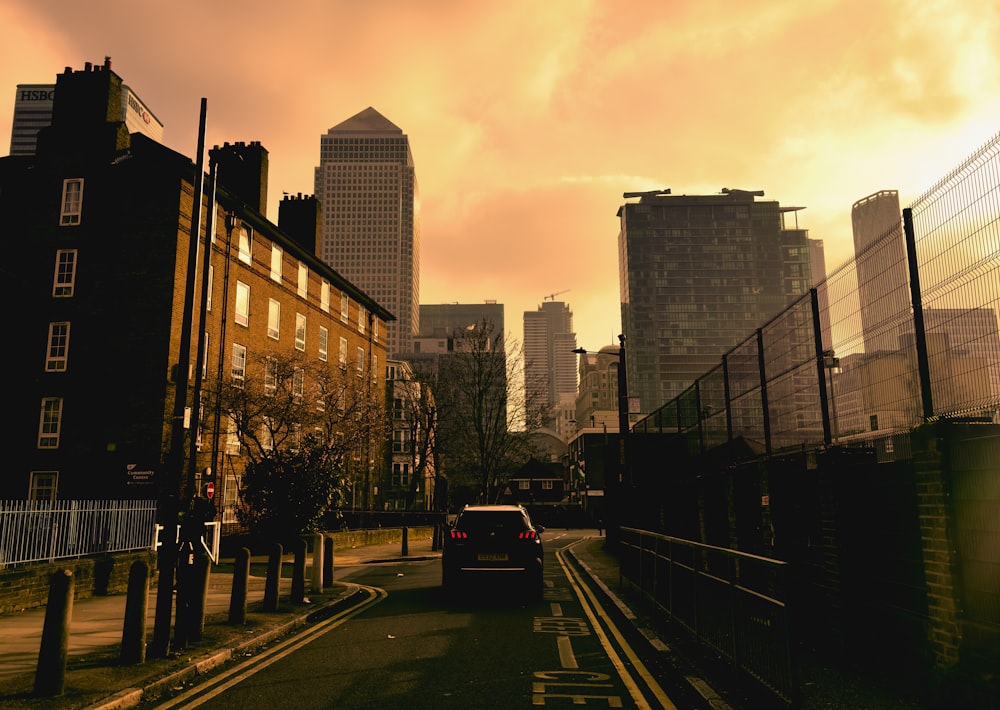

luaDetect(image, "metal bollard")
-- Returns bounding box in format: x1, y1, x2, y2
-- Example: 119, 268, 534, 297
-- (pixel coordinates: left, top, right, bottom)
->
263, 543, 282, 612
291, 538, 306, 604
402, 526, 409, 556
34, 569, 73, 697
229, 547, 250, 625
323, 534, 335, 588
120, 561, 150, 665
190, 553, 210, 641
311, 533, 323, 594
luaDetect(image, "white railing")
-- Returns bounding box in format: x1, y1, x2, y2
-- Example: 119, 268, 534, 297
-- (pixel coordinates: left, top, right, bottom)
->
0, 499, 158, 568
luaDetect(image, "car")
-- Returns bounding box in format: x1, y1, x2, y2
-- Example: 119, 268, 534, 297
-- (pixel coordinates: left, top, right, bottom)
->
441, 504, 545, 601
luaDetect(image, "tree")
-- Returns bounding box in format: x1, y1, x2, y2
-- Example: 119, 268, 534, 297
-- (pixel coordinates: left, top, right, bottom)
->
216, 351, 386, 541
426, 319, 547, 505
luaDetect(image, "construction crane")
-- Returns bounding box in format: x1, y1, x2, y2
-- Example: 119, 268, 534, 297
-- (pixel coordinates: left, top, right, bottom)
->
544, 289, 570, 301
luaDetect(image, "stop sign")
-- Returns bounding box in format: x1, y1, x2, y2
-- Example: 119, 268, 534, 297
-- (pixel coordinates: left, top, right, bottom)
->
205, 482, 215, 499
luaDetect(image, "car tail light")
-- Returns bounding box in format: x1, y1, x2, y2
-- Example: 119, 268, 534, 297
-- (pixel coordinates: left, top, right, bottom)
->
518, 530, 538, 540
449, 530, 468, 539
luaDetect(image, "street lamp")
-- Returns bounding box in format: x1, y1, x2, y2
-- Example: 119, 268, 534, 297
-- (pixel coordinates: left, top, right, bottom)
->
823, 349, 840, 443
573, 334, 630, 542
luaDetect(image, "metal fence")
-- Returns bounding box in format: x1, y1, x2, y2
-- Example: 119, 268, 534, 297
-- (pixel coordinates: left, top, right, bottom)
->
0, 499, 158, 567
635, 130, 1000, 460
618, 526, 797, 707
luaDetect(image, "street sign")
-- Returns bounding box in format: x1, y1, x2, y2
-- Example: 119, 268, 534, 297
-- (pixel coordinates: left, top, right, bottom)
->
205, 482, 215, 499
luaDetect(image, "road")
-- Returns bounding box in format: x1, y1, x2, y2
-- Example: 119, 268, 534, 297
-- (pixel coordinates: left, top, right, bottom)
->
147, 531, 709, 709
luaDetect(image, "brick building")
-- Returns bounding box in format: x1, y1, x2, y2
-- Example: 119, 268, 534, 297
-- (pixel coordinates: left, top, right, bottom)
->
0, 59, 392, 522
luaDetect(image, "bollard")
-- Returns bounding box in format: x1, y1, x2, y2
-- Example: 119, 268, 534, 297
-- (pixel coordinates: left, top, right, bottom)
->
401, 526, 409, 556
229, 547, 250, 625
263, 543, 282, 612
323, 534, 334, 588
34, 569, 73, 697
291, 537, 306, 604
120, 561, 150, 665
190, 553, 211, 641
311, 533, 323, 594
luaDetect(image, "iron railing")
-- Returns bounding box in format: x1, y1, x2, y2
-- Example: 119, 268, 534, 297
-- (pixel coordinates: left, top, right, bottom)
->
619, 526, 798, 708
0, 499, 158, 568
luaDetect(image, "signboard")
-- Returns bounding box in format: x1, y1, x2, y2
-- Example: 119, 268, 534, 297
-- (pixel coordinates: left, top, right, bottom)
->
125, 463, 155, 487
205, 482, 215, 499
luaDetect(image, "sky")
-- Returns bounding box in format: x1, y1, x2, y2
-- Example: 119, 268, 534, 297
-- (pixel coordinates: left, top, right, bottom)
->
3, 0, 1000, 354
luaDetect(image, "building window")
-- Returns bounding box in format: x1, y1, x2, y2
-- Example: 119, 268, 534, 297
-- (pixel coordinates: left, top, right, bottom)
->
59, 178, 83, 225
296, 262, 308, 298
293, 368, 305, 400
232, 343, 247, 384
29, 471, 58, 501
295, 313, 306, 351
264, 356, 277, 395
203, 333, 210, 377
518, 480, 530, 490
268, 299, 281, 339
45, 322, 70, 372
356, 346, 365, 376
52, 249, 77, 297
226, 416, 240, 455
542, 481, 554, 490
358, 305, 366, 334
371, 353, 378, 383
38, 397, 63, 448
339, 337, 348, 369
321, 280, 330, 313
373, 318, 379, 343
341, 293, 349, 323
318, 326, 329, 362
270, 244, 282, 282
235, 281, 250, 327
238, 226, 252, 265
207, 264, 213, 311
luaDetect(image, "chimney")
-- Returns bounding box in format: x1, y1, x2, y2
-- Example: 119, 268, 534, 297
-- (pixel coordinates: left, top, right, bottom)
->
278, 193, 321, 255
209, 141, 269, 217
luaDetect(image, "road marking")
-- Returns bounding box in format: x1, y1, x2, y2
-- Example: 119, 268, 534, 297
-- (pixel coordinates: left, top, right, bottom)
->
557, 635, 578, 669
551, 602, 563, 616
155, 584, 387, 709
557, 547, 677, 710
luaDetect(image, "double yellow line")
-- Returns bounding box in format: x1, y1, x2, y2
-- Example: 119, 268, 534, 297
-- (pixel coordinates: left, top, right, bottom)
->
557, 545, 677, 710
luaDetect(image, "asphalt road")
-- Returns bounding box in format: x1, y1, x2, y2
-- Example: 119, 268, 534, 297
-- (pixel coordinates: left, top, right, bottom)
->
146, 531, 708, 709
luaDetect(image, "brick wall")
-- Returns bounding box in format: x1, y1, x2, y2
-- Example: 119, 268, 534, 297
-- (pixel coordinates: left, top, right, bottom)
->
0, 550, 158, 615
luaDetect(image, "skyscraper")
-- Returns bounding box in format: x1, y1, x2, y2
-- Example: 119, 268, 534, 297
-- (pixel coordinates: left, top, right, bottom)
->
618, 188, 814, 413
315, 107, 420, 356
852, 190, 910, 354
523, 300, 577, 432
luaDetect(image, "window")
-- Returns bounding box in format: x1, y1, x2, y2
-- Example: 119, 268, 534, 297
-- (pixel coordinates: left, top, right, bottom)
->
264, 357, 277, 395
270, 244, 282, 282
45, 322, 70, 372
297, 262, 308, 298
373, 318, 379, 343
226, 416, 240, 455
207, 264, 213, 311
260, 418, 274, 451
542, 481, 554, 490
295, 313, 306, 351
268, 299, 281, 339
356, 346, 365, 376
235, 281, 250, 327
238, 227, 252, 265
321, 280, 330, 313
341, 293, 349, 323
202, 333, 210, 377
38, 397, 63, 448
518, 480, 530, 490
318, 326, 329, 362
358, 305, 366, 334
339, 337, 349, 368
371, 353, 378, 383
29, 472, 58, 501
293, 368, 305, 400
52, 249, 77, 297
232, 343, 247, 383
59, 178, 83, 225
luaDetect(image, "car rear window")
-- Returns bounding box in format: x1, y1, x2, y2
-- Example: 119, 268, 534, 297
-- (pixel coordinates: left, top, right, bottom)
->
454, 510, 530, 535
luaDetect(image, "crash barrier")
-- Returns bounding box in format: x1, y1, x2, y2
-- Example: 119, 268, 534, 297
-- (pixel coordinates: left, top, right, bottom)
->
618, 526, 798, 708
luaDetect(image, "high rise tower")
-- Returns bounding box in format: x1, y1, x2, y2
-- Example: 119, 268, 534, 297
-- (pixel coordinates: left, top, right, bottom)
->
618, 189, 814, 413
523, 300, 577, 431
315, 107, 420, 356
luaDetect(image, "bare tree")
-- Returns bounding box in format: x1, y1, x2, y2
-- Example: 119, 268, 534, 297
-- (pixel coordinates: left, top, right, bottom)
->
216, 351, 386, 539
428, 319, 547, 505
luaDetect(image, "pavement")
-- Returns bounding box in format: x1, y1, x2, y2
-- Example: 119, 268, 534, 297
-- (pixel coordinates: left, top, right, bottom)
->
0, 532, 923, 710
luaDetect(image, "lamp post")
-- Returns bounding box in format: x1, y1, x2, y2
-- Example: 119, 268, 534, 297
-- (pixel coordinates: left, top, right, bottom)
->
823, 349, 840, 443
573, 334, 629, 543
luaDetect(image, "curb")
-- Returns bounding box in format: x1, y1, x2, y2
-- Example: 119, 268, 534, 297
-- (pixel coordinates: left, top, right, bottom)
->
86, 585, 366, 710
